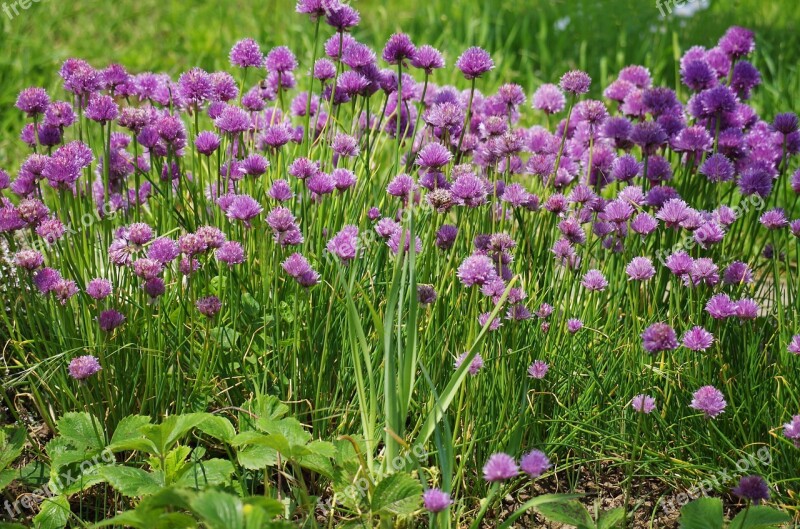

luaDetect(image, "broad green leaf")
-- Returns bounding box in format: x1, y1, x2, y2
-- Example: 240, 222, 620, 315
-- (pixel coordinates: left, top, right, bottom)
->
237, 445, 278, 470
58, 462, 107, 495
33, 496, 70, 529
244, 496, 285, 519
0, 523, 29, 529
56, 412, 105, 450
371, 472, 422, 516
0, 426, 26, 468
729, 506, 791, 529
100, 465, 163, 497
598, 507, 626, 529
679, 497, 724, 529
174, 459, 235, 488
189, 490, 243, 529
498, 494, 585, 529
295, 453, 334, 479
144, 413, 212, 455
536, 500, 595, 529
109, 415, 152, 447
245, 395, 289, 422
241, 293, 261, 318
0, 469, 16, 491
196, 416, 236, 443
306, 440, 336, 458
255, 417, 312, 447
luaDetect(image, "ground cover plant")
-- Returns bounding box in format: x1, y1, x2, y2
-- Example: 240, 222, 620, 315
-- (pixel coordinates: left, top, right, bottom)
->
1, 0, 800, 527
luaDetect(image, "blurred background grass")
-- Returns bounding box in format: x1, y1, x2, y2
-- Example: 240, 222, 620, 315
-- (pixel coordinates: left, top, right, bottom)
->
1, 0, 799, 168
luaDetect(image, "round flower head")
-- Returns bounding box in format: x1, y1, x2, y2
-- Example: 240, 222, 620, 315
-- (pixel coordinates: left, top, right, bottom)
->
783, 415, 800, 446
86, 278, 113, 300
13, 250, 44, 271
436, 225, 458, 250
325, 3, 360, 31
699, 153, 735, 183
690, 385, 727, 418
626, 257, 656, 281
559, 70, 591, 95
455, 47, 494, 80
454, 352, 484, 375
732, 476, 770, 505
417, 284, 437, 305
68, 355, 101, 381
412, 45, 445, 73
268, 179, 294, 202
760, 209, 788, 230
98, 309, 126, 332
719, 26, 755, 59
683, 326, 714, 351
382, 33, 416, 64
327, 225, 359, 261
16, 87, 50, 116
225, 194, 263, 227
85, 94, 119, 123
457, 254, 497, 287
422, 488, 452, 513
230, 38, 264, 68
581, 269, 608, 291
773, 112, 799, 135
196, 131, 222, 156
196, 296, 222, 317
706, 293, 737, 319
787, 335, 800, 355
527, 360, 549, 379
631, 394, 656, 414
178, 67, 212, 106
216, 241, 245, 266
520, 450, 551, 478
482, 453, 518, 482
313, 58, 337, 82
567, 318, 583, 334
265, 46, 298, 73
641, 323, 678, 354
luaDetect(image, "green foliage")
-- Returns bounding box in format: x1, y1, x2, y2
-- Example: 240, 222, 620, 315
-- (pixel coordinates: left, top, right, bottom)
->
678, 497, 791, 529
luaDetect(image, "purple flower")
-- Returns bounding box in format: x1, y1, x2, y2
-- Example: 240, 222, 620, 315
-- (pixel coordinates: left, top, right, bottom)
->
641, 323, 678, 354
265, 46, 298, 73
455, 47, 494, 80
268, 179, 294, 202
86, 278, 113, 300
760, 208, 788, 230
230, 38, 264, 68
626, 257, 656, 281
454, 352, 484, 375
739, 164, 774, 198
52, 279, 79, 305
313, 59, 337, 82
520, 450, 551, 478
482, 453, 518, 482
436, 225, 458, 250
196, 131, 221, 156
732, 476, 770, 505
736, 298, 759, 320
68, 355, 101, 381
417, 143, 453, 169
699, 153, 735, 182
783, 415, 800, 446
282, 253, 320, 287
567, 318, 583, 334
706, 293, 737, 319
33, 267, 62, 293
411, 45, 445, 73
85, 94, 119, 123
307, 172, 336, 195
631, 213, 658, 236
325, 3, 360, 31
15, 87, 50, 116
147, 237, 180, 264
266, 207, 297, 233
98, 309, 126, 332
559, 70, 591, 95
177, 67, 212, 105
719, 26, 755, 59
527, 361, 549, 380
773, 112, 799, 135
581, 269, 608, 291
327, 225, 359, 261
13, 250, 44, 271
723, 261, 753, 286
457, 254, 497, 287
216, 241, 245, 266
331, 133, 359, 157
196, 296, 222, 317
631, 121, 667, 154
631, 395, 656, 414
787, 335, 800, 355
417, 284, 437, 305
451, 171, 488, 207
143, 278, 165, 298
690, 385, 727, 418
225, 194, 263, 227
382, 33, 416, 64
422, 488, 452, 513
214, 105, 251, 134
683, 326, 714, 351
